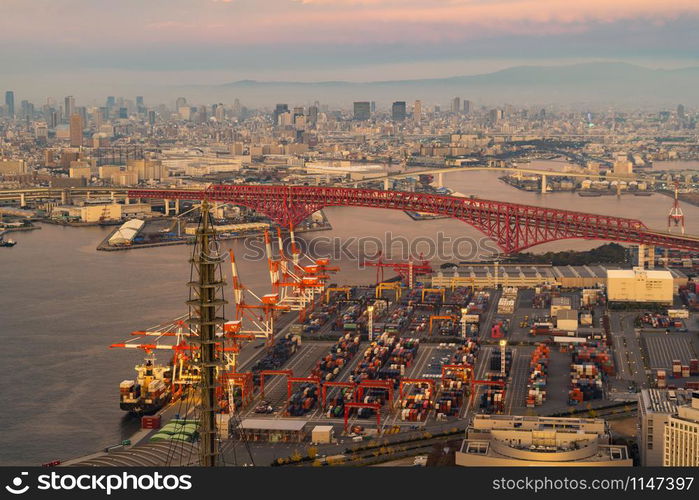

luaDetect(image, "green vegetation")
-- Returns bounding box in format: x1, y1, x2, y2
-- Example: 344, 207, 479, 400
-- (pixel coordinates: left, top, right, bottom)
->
509, 243, 627, 266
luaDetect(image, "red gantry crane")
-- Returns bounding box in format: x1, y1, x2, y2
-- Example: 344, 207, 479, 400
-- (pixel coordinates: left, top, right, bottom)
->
229, 247, 290, 345
365, 251, 432, 287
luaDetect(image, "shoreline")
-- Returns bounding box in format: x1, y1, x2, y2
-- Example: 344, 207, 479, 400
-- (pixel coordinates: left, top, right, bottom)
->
97, 222, 334, 251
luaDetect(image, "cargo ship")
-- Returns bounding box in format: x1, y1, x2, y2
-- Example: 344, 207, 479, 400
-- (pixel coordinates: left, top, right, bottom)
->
119, 354, 173, 414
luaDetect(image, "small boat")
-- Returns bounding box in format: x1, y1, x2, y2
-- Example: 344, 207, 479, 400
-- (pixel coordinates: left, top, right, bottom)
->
0, 237, 16, 247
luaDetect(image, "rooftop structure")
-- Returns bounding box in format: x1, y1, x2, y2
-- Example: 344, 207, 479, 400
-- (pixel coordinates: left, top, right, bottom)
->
456, 415, 631, 467
607, 267, 674, 304
638, 388, 697, 466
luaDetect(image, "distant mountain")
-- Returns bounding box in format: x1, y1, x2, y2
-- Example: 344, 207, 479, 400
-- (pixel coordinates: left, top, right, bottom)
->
175, 62, 699, 106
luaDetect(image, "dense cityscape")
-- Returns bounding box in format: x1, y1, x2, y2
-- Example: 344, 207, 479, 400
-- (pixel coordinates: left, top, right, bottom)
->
2, 2, 699, 497
2, 89, 699, 469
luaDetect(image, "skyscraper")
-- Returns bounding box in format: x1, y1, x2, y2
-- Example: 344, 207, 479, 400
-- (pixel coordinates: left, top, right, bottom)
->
391, 101, 406, 121
5, 91, 15, 118
353, 101, 371, 121
20, 100, 34, 120
136, 96, 145, 114
463, 99, 471, 114
273, 103, 289, 125
489, 108, 503, 124
308, 105, 319, 126
175, 97, 187, 111
451, 97, 461, 113
69, 113, 83, 147
64, 96, 75, 122
413, 100, 422, 123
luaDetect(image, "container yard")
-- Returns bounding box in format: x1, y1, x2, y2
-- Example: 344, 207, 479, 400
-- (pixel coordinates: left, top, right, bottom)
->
110, 273, 699, 445
101, 218, 699, 471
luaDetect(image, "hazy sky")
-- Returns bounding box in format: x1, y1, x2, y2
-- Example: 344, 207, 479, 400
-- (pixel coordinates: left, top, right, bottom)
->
1, 0, 699, 99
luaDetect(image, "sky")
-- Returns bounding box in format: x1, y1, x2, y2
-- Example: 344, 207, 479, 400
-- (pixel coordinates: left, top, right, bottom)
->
1, 0, 699, 100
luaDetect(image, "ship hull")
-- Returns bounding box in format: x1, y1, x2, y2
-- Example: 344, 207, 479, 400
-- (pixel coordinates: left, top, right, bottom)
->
120, 394, 171, 415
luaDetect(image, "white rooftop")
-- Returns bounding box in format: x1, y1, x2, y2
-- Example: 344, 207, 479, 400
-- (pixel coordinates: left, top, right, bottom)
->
239, 419, 307, 431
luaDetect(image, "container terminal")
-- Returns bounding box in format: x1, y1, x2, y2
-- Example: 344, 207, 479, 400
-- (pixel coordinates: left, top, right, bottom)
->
55, 202, 699, 468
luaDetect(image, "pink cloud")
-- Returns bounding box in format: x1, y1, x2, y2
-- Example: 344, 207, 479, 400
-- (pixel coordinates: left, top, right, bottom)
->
1, 0, 697, 47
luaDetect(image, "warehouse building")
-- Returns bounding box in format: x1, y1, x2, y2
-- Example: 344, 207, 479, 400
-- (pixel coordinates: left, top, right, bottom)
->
184, 222, 270, 236
550, 296, 572, 317
432, 264, 687, 291
232, 419, 308, 443
108, 219, 145, 246
556, 309, 579, 331
455, 415, 631, 466
52, 201, 122, 223
607, 268, 674, 304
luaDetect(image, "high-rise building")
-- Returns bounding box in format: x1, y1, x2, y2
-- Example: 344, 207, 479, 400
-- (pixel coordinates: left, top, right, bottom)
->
106, 96, 116, 108
353, 101, 371, 121
148, 110, 156, 126
48, 109, 59, 129
64, 96, 75, 122
21, 100, 34, 120
92, 108, 104, 129
273, 103, 289, 125
307, 105, 319, 126
639, 389, 683, 466
5, 91, 15, 118
391, 101, 406, 121
136, 96, 145, 114
413, 100, 422, 123
664, 391, 699, 466
677, 104, 685, 119
451, 97, 461, 113
370, 101, 376, 113
463, 99, 471, 114
214, 104, 225, 121
77, 106, 88, 127
489, 108, 503, 124
69, 113, 83, 147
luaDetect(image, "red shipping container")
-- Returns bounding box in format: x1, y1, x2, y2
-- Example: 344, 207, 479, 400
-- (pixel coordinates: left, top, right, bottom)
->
141, 415, 161, 429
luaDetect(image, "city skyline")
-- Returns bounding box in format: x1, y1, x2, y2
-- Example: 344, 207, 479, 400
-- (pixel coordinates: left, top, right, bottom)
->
1, 0, 699, 100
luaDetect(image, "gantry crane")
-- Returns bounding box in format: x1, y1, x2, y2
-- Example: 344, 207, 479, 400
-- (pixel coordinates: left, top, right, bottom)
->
229, 247, 290, 345
365, 251, 432, 287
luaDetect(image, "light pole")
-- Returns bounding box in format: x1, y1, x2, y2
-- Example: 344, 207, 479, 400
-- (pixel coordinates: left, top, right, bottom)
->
367, 305, 374, 342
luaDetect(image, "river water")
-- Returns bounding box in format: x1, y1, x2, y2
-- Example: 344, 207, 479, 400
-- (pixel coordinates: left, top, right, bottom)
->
3, 169, 699, 465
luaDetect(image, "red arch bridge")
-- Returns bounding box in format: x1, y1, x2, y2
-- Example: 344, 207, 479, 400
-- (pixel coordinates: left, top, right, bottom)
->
128, 185, 699, 254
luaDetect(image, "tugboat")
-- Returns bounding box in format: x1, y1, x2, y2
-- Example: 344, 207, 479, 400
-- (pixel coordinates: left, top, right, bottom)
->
0, 236, 16, 247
